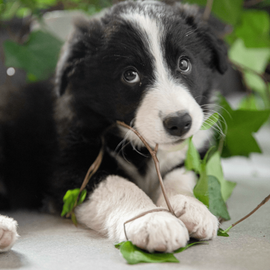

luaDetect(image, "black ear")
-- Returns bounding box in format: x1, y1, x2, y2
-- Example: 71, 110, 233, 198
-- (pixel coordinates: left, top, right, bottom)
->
55, 18, 104, 96
202, 29, 228, 74
173, 2, 228, 74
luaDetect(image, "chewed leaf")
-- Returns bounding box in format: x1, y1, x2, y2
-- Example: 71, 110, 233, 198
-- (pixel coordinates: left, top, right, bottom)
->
201, 113, 220, 130
119, 241, 179, 264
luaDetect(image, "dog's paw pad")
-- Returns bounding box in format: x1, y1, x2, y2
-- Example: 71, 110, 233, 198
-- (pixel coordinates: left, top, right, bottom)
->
126, 210, 189, 253
0, 215, 19, 252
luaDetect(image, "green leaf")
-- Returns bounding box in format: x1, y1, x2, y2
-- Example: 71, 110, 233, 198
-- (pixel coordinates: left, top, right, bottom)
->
208, 176, 230, 220
238, 94, 261, 110
234, 10, 270, 48
71, 212, 78, 226
219, 96, 270, 158
185, 137, 201, 174
217, 228, 230, 237
61, 189, 80, 217
115, 241, 208, 264
244, 71, 268, 97
201, 113, 219, 130
183, 0, 243, 25
174, 241, 208, 253
78, 189, 87, 204
119, 241, 179, 264
4, 30, 63, 81
193, 164, 209, 207
206, 151, 236, 202
61, 188, 87, 217
229, 39, 270, 74
194, 170, 231, 220
115, 242, 125, 249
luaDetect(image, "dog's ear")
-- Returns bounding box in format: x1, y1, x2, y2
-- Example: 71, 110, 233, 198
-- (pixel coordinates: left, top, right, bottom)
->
174, 2, 228, 74
55, 18, 104, 96
199, 25, 228, 74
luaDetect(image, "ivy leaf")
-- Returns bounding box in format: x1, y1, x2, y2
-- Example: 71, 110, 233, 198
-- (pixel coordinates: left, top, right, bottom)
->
194, 170, 230, 220
185, 137, 201, 174
219, 96, 270, 158
206, 151, 236, 202
61, 188, 87, 217
233, 10, 270, 48
238, 94, 261, 110
78, 189, 87, 204
4, 30, 63, 81
200, 113, 219, 130
116, 241, 179, 264
217, 228, 230, 237
193, 163, 209, 206
229, 39, 270, 74
182, 0, 243, 26
115, 241, 208, 264
208, 176, 230, 220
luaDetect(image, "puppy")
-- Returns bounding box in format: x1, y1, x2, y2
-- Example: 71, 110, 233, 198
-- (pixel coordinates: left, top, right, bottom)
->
0, 0, 228, 253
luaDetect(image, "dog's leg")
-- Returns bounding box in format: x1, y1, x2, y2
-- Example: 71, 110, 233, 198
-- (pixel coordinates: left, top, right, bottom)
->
0, 215, 19, 252
75, 175, 189, 252
155, 168, 219, 240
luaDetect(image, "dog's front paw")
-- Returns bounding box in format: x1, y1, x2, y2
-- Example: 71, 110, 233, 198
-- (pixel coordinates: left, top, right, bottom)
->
126, 211, 189, 253
0, 215, 19, 252
170, 195, 218, 240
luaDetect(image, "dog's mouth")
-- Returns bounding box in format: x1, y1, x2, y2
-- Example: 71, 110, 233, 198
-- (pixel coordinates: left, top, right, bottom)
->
157, 137, 189, 152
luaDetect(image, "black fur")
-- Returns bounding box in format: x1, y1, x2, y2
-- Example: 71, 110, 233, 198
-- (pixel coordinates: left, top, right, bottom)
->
0, 1, 227, 212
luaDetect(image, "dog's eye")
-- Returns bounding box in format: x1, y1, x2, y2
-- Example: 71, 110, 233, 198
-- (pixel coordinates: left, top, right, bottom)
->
178, 57, 192, 74
122, 69, 140, 84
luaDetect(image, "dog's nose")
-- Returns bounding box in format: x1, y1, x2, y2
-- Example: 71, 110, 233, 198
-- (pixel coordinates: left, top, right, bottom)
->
163, 111, 192, 137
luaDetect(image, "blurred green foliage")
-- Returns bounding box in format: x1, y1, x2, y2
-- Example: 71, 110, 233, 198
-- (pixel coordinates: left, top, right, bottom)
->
4, 30, 62, 81
1, 0, 269, 107
0, 0, 112, 19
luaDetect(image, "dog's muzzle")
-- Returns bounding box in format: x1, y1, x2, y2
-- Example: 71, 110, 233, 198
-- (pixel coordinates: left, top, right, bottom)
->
163, 111, 192, 137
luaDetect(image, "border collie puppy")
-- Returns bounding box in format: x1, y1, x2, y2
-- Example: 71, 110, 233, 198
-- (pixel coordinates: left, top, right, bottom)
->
0, 0, 227, 253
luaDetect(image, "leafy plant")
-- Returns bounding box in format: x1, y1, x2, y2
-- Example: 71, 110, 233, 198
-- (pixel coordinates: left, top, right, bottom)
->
115, 241, 207, 264
61, 188, 87, 225
1, 0, 270, 265
4, 30, 63, 81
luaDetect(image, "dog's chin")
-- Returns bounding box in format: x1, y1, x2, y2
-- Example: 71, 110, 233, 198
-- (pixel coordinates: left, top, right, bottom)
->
156, 138, 189, 152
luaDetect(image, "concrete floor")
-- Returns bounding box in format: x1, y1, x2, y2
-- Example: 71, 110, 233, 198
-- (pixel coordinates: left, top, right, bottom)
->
1, 125, 270, 270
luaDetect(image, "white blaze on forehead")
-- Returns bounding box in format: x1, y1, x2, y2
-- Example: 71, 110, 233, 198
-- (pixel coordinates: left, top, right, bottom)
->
121, 10, 169, 84
121, 10, 204, 149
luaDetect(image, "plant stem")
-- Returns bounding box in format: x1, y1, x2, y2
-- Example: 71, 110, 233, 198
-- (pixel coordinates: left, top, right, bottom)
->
223, 194, 270, 233
117, 121, 175, 216
203, 0, 214, 21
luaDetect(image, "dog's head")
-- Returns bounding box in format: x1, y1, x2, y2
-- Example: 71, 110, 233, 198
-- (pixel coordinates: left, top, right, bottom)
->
55, 1, 227, 149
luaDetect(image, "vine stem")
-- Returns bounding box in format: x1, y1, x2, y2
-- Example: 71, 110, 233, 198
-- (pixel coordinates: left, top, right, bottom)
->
117, 121, 175, 216
203, 0, 214, 21
117, 120, 177, 240
223, 194, 270, 233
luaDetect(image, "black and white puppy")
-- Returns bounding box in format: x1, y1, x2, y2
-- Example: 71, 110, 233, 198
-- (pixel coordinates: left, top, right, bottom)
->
0, 0, 228, 253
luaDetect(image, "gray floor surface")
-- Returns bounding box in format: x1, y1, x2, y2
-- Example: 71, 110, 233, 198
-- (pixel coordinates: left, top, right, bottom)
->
1, 125, 270, 270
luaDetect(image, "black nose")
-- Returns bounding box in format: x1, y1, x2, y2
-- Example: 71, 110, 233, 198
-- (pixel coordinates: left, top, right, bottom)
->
163, 111, 192, 137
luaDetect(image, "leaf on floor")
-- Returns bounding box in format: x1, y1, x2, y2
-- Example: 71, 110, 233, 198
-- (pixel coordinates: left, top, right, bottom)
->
115, 241, 207, 264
